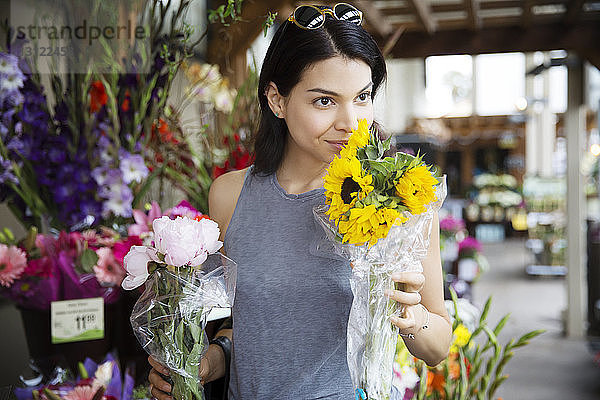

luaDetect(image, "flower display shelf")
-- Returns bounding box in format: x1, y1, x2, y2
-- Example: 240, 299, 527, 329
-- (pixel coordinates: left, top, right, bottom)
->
522, 176, 566, 277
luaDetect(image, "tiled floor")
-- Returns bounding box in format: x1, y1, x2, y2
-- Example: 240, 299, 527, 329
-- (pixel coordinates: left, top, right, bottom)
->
472, 238, 600, 400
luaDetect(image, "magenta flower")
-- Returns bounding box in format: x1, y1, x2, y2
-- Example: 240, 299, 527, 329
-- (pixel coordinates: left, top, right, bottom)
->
0, 244, 27, 287
93, 247, 126, 286
440, 215, 465, 233
458, 236, 482, 257
166, 200, 200, 219
112, 235, 143, 264
128, 201, 162, 236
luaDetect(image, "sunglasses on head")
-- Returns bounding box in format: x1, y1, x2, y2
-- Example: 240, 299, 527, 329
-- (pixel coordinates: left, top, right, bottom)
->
287, 3, 363, 30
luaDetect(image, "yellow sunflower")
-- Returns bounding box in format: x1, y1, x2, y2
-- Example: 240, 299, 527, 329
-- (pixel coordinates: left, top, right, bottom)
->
338, 204, 379, 245
340, 119, 370, 158
337, 205, 408, 246
324, 155, 373, 221
395, 165, 438, 215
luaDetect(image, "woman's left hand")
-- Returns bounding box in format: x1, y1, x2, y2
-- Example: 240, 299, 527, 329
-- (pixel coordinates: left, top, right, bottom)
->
385, 271, 426, 331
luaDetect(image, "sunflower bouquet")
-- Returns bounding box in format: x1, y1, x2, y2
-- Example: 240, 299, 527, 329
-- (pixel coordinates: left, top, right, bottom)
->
313, 119, 446, 400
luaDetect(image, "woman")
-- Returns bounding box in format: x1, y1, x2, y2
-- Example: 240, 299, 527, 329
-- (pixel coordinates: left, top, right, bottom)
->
149, 3, 452, 399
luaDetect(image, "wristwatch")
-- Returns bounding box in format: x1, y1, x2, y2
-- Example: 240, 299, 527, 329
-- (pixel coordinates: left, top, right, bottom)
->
209, 335, 231, 399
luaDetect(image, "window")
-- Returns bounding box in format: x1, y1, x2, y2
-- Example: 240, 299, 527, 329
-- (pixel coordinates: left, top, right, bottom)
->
475, 53, 525, 115
425, 55, 473, 117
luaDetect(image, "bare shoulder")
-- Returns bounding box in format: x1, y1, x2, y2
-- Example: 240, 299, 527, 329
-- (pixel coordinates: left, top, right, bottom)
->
208, 167, 249, 240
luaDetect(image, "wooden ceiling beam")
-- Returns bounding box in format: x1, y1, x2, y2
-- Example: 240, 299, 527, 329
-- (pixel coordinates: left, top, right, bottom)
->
464, 0, 482, 30
406, 0, 437, 35
385, 21, 600, 69
479, 1, 521, 10
354, 0, 394, 37
564, 0, 585, 24
522, 0, 534, 27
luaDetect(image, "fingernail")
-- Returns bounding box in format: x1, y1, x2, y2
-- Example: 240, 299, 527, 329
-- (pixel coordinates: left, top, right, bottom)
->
163, 384, 171, 392
384, 290, 391, 296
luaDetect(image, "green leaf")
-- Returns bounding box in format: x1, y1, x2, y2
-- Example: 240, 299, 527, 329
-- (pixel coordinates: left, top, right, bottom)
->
416, 361, 428, 400
78, 362, 88, 379
479, 296, 492, 325
80, 248, 99, 273
365, 146, 378, 160
493, 314, 511, 336
514, 329, 545, 347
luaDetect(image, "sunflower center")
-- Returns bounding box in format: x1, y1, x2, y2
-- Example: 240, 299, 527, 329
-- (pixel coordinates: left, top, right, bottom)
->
341, 177, 361, 204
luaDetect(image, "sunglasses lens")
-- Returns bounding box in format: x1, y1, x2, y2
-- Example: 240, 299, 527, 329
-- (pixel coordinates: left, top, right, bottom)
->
294, 6, 325, 29
334, 3, 362, 24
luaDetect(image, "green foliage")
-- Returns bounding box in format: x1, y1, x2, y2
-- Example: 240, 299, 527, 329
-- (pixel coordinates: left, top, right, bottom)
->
409, 289, 544, 399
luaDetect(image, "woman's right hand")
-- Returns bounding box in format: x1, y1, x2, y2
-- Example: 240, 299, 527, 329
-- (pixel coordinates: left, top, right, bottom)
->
148, 356, 213, 400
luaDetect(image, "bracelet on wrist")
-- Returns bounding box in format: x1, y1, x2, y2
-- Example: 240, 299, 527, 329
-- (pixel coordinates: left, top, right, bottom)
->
399, 304, 430, 340
209, 336, 231, 384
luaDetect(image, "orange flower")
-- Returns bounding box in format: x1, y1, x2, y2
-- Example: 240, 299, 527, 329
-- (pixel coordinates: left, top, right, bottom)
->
426, 369, 445, 397
89, 80, 107, 113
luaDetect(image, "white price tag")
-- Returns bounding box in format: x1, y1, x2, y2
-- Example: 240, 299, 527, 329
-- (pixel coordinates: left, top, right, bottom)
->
50, 297, 104, 344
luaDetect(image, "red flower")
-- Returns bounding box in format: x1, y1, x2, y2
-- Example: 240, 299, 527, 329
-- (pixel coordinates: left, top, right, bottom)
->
152, 118, 179, 144
212, 160, 230, 179
194, 215, 211, 222
89, 80, 108, 113
121, 89, 131, 112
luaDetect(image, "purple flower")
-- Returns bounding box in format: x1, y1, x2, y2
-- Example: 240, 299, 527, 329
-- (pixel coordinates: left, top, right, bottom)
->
102, 184, 133, 218
92, 166, 121, 186
0, 53, 19, 74
0, 70, 25, 93
119, 151, 148, 184
0, 155, 18, 185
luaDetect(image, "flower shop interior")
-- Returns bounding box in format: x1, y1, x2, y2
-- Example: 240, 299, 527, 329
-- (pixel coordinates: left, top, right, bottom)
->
1, 0, 600, 399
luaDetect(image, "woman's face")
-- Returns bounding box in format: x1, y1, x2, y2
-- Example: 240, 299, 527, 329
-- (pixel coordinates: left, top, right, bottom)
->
277, 56, 374, 167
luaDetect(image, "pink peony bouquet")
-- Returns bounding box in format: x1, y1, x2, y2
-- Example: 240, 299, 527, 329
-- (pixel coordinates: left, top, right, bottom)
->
122, 215, 236, 400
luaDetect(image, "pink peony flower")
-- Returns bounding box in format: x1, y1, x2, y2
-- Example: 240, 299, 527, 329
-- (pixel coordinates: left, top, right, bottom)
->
0, 244, 27, 287
153, 216, 222, 267
122, 245, 159, 290
112, 236, 142, 264
128, 201, 162, 236
63, 385, 98, 400
93, 247, 126, 286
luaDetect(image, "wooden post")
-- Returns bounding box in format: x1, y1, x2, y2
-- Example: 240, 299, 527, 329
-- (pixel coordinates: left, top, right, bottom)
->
565, 56, 586, 338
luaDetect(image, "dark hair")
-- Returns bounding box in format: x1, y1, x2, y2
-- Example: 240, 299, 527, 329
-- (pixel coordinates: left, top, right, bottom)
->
253, 16, 387, 175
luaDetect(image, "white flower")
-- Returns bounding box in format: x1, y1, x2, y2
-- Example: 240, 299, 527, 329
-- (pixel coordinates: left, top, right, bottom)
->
122, 246, 159, 290
153, 216, 222, 267
93, 361, 114, 389
214, 87, 236, 113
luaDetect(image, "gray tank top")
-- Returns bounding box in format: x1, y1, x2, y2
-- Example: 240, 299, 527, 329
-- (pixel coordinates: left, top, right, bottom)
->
224, 165, 354, 399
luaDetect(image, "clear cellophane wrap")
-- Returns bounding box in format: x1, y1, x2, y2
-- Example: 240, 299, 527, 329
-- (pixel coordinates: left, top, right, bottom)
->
130, 253, 236, 400
313, 177, 447, 400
